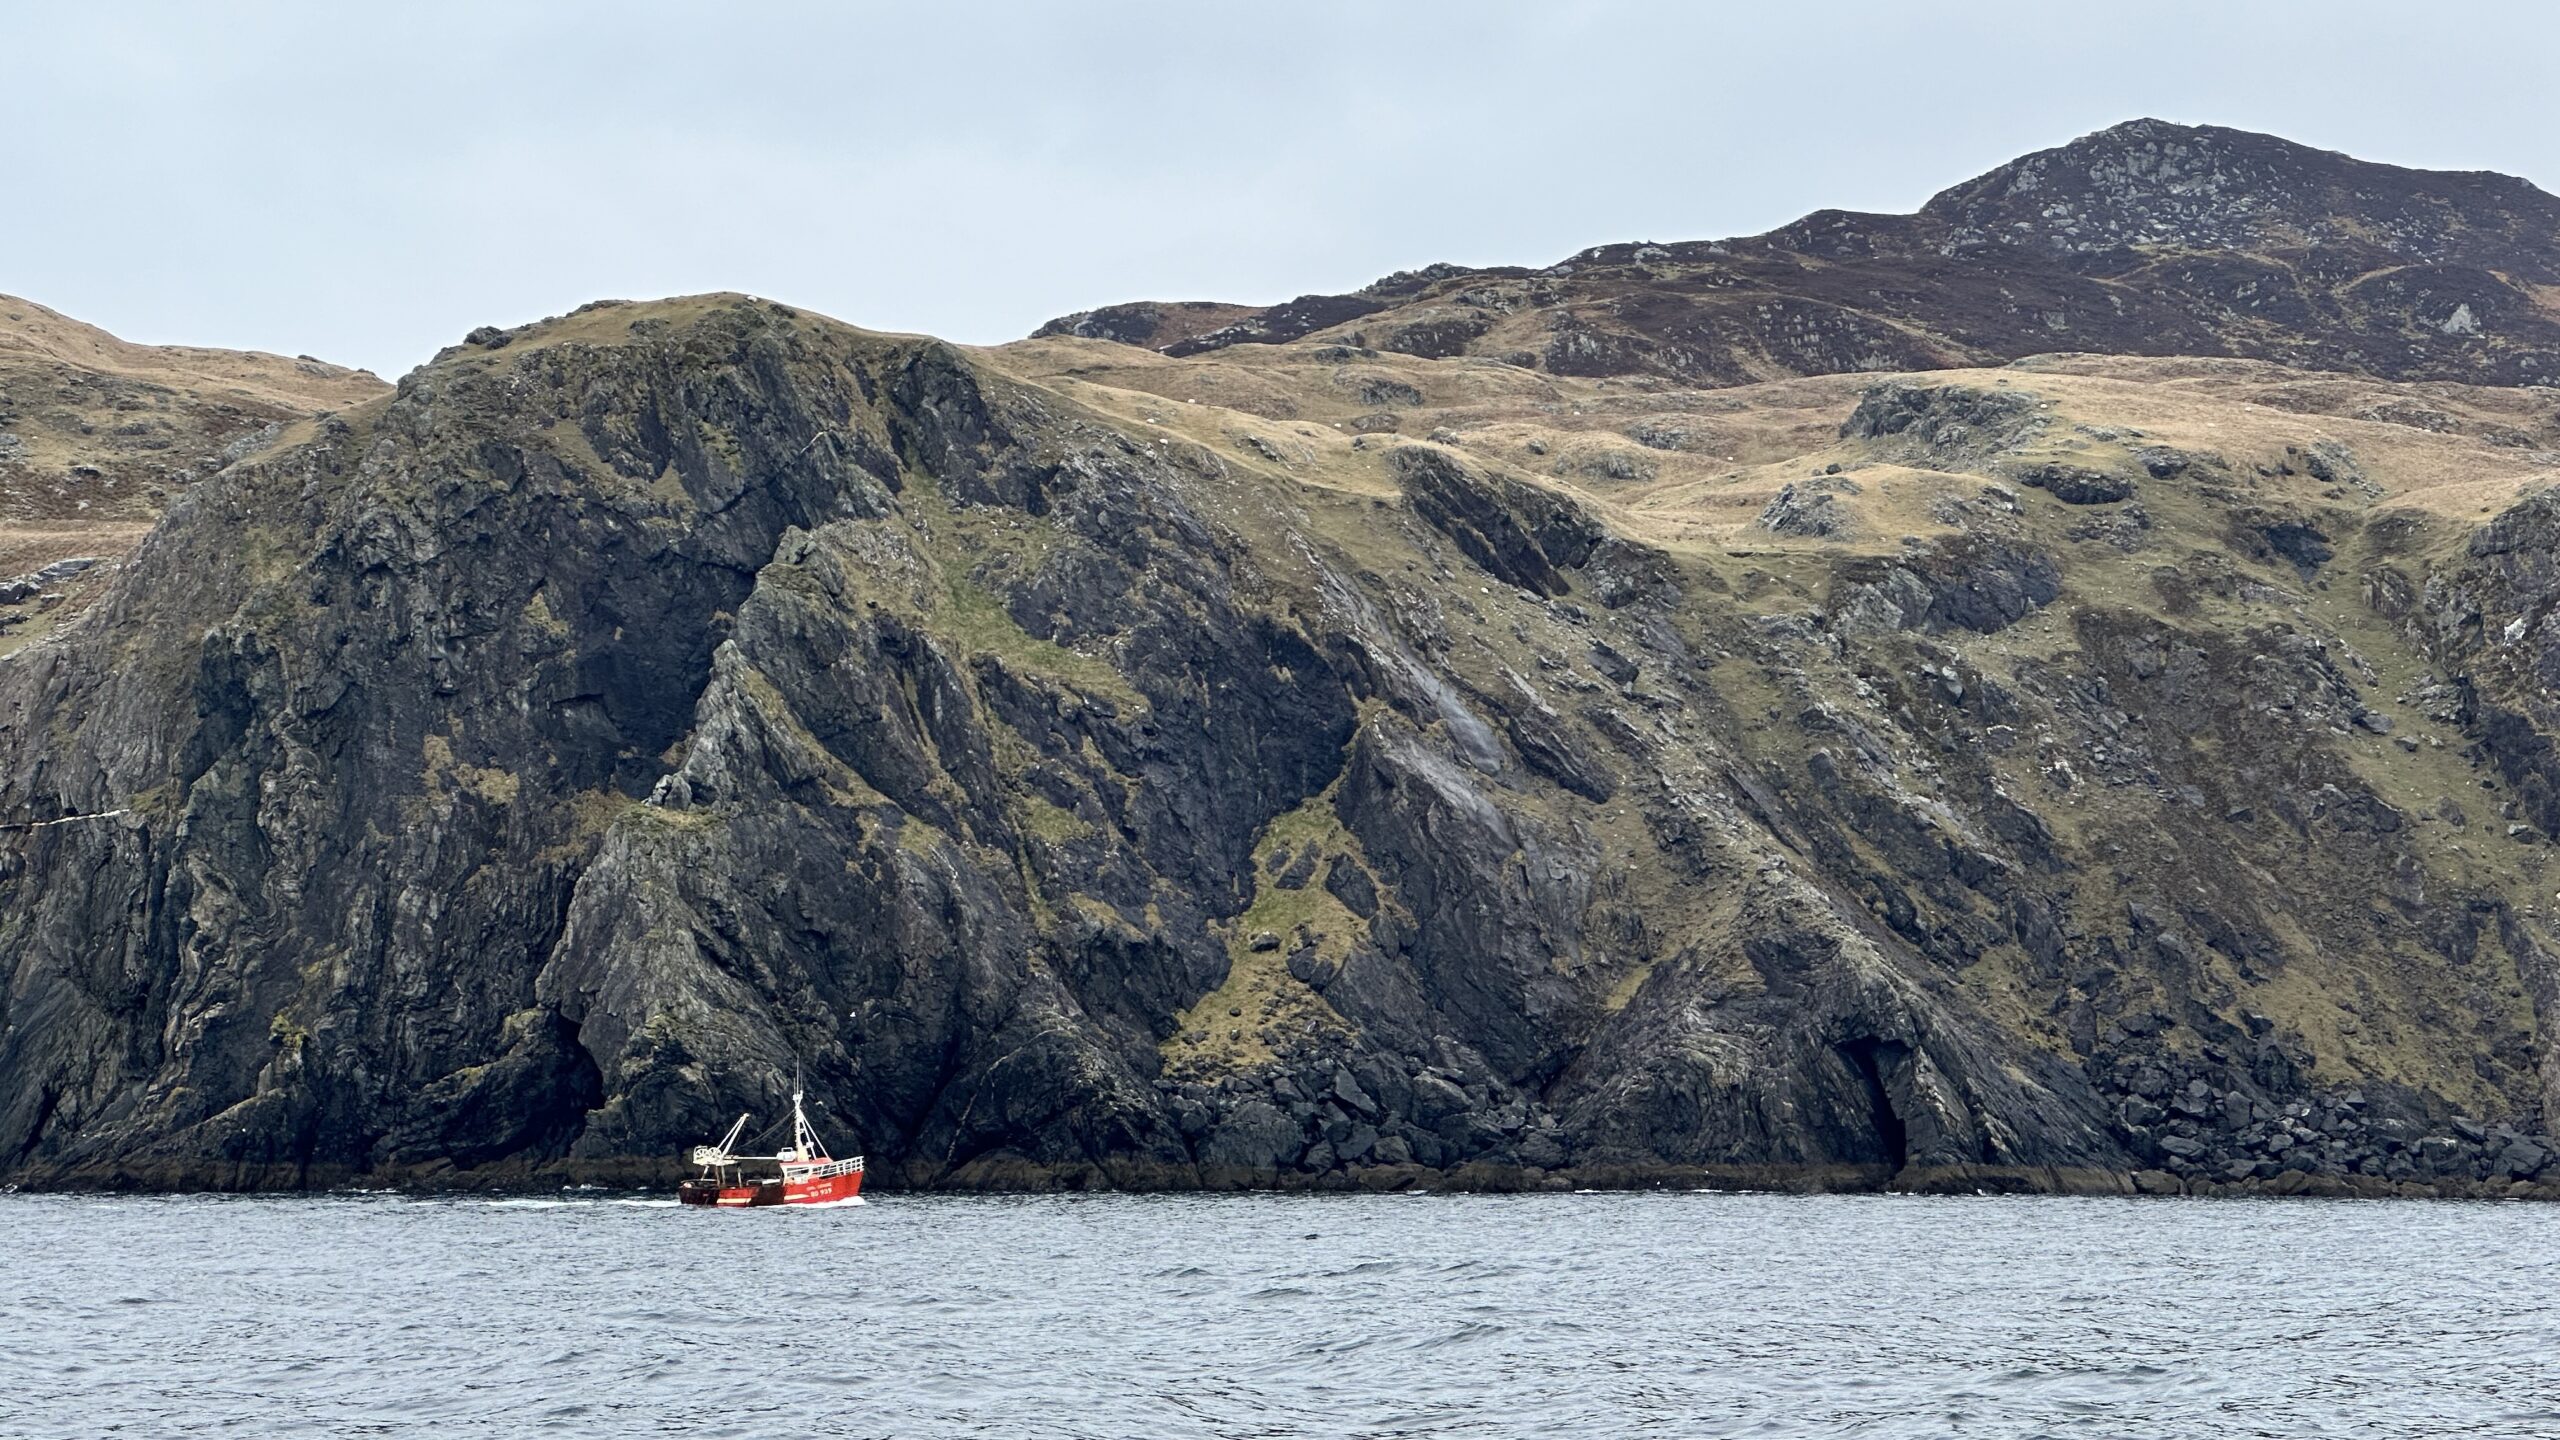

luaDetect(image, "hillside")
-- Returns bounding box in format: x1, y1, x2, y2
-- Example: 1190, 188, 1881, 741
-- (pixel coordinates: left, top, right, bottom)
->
0, 295, 385, 657
8, 123, 2560, 1199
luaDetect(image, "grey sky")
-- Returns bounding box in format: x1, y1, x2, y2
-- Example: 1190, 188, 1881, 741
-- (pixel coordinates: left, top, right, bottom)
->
7, 1, 2556, 378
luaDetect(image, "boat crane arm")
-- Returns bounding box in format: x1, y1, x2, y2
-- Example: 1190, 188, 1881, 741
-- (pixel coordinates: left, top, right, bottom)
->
688, 1111, 755, 1167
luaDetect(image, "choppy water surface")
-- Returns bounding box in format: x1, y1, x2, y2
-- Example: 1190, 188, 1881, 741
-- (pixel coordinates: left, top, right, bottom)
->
7, 1190, 2558, 1437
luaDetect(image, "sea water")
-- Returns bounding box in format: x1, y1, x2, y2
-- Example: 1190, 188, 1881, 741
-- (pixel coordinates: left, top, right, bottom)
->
5, 1190, 2556, 1436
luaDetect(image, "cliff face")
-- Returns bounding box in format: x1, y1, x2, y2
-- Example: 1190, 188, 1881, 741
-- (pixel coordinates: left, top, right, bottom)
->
11, 125, 2560, 1198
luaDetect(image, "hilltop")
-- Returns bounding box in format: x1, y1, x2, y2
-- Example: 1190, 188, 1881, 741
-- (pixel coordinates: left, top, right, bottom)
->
1042, 120, 2560, 389
0, 295, 385, 656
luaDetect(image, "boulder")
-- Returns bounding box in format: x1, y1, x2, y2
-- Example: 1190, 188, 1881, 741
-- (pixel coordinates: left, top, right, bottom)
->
2496, 1139, 2550, 1180
1200, 1101, 1303, 1171
2015, 462, 2136, 505
1329, 1068, 1380, 1121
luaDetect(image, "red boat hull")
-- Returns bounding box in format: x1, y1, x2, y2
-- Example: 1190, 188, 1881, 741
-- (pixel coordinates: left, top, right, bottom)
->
678, 1167, 863, 1208
783, 1168, 863, 1205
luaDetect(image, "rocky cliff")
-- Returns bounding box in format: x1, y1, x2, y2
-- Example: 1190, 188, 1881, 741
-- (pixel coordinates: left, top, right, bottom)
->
11, 125, 2560, 1199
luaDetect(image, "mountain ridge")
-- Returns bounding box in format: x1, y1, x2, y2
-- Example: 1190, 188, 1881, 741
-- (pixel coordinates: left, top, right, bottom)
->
1040, 119, 2560, 390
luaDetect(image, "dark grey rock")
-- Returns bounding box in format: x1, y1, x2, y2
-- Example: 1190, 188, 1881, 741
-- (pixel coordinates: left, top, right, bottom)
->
1758, 483, 1850, 538
1409, 1072, 1470, 1122
1201, 1101, 1303, 1170
2416, 1136, 2469, 1172
1322, 857, 1379, 918
1515, 1130, 1568, 1169
2498, 1140, 2550, 1179
1330, 1069, 1380, 1121
2015, 462, 2136, 505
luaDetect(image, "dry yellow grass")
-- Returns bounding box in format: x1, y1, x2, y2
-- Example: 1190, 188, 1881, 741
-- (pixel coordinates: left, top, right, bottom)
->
990, 334, 2560, 578
0, 298, 387, 657
0, 294, 385, 413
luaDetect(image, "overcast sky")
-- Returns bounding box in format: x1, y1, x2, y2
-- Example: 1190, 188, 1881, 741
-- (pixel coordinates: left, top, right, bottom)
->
8, 1, 2557, 377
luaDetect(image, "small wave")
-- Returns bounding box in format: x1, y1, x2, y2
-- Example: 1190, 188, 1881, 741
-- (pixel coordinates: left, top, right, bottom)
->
1410, 1320, 1510, 1350
1432, 1259, 1523, 1277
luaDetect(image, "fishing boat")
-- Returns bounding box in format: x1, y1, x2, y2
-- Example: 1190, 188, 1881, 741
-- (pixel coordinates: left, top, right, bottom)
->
677, 1088, 864, 1208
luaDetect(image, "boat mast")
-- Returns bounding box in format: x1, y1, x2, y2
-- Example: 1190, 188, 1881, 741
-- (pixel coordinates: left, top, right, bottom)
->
790, 1086, 824, 1161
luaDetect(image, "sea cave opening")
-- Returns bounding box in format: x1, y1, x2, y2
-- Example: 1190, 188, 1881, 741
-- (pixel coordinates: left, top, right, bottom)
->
1839, 1037, 1910, 1174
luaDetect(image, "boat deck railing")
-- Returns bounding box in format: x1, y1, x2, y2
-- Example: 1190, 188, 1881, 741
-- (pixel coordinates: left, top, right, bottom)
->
781, 1156, 865, 1181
